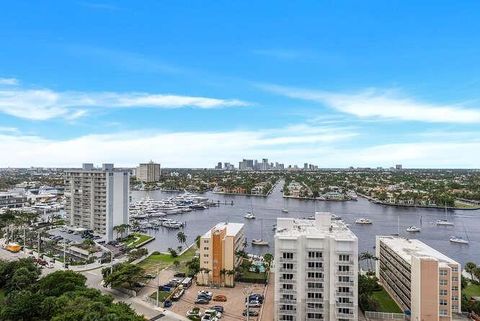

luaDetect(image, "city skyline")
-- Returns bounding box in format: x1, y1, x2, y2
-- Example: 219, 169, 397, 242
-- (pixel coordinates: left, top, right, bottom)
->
2, 2, 480, 168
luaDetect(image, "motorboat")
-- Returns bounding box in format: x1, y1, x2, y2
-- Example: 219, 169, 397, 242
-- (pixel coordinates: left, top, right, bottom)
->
449, 236, 469, 244
281, 208, 289, 213
244, 212, 256, 219
251, 239, 269, 246
406, 225, 421, 232
355, 218, 372, 224
331, 214, 342, 220
436, 219, 454, 226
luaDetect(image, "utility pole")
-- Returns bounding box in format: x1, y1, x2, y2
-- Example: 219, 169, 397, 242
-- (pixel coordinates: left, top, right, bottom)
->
156, 267, 160, 307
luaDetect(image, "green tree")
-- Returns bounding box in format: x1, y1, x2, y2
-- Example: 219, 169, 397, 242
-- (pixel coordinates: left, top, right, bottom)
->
465, 262, 477, 280
37, 270, 87, 297
177, 231, 187, 245
103, 263, 147, 290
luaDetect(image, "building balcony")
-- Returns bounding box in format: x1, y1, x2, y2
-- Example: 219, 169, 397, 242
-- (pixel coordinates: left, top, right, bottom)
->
306, 288, 324, 293
306, 307, 324, 313
336, 302, 354, 307
336, 291, 354, 297
279, 288, 297, 294
279, 278, 296, 284
306, 267, 324, 272
306, 277, 324, 282
336, 271, 354, 276
336, 281, 354, 286
336, 312, 355, 318
306, 317, 323, 321
279, 267, 296, 272
279, 309, 297, 315
278, 257, 295, 263
279, 298, 297, 304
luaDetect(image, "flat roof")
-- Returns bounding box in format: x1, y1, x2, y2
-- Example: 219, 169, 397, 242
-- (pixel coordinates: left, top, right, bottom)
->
275, 212, 357, 241
202, 222, 244, 238
378, 236, 459, 265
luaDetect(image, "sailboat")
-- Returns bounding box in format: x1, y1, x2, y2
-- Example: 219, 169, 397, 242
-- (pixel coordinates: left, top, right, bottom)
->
450, 223, 469, 244
436, 204, 454, 226
407, 216, 422, 232
245, 199, 256, 219
252, 219, 269, 246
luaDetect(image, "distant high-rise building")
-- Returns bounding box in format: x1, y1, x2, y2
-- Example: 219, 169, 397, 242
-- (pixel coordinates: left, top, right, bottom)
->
215, 162, 223, 170
304, 163, 309, 170
136, 161, 161, 182
395, 164, 403, 170
376, 236, 461, 321
64, 163, 129, 241
274, 212, 358, 321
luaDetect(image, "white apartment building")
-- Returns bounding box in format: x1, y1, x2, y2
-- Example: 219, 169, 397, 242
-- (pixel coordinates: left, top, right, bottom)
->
274, 212, 358, 321
64, 163, 129, 241
136, 161, 161, 183
376, 236, 461, 321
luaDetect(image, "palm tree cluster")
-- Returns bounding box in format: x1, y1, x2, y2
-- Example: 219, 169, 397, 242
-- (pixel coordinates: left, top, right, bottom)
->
112, 224, 130, 240
359, 252, 378, 272
465, 262, 480, 282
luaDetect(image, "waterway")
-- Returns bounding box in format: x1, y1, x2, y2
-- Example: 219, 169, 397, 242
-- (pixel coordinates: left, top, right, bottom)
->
132, 182, 480, 266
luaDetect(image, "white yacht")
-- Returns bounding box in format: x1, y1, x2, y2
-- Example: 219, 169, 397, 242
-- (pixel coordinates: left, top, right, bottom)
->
251, 239, 269, 246
449, 236, 469, 244
436, 219, 454, 226
406, 225, 421, 232
355, 218, 372, 224
244, 212, 256, 219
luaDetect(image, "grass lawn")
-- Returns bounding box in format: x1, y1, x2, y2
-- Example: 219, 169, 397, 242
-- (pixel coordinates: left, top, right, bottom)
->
464, 283, 480, 299
138, 245, 197, 274
123, 233, 154, 249
149, 290, 171, 302
372, 288, 402, 313
454, 201, 480, 209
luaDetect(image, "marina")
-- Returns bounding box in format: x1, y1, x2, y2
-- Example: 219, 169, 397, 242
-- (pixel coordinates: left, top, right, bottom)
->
132, 181, 480, 266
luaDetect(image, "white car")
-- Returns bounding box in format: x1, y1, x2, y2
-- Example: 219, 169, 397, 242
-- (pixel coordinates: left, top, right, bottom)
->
246, 300, 261, 308
201, 315, 218, 321
198, 290, 213, 297
204, 309, 222, 319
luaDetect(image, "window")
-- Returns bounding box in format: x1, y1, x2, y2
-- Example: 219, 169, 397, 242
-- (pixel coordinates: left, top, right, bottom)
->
280, 315, 294, 321
203, 247, 209, 250
339, 276, 350, 282
338, 287, 351, 293
452, 296, 458, 301
339, 297, 351, 303
308, 251, 322, 258
452, 266, 458, 272
307, 282, 323, 289
439, 310, 448, 316
440, 299, 448, 306
282, 284, 293, 290
440, 289, 448, 296
307, 292, 322, 299
282, 252, 294, 259
452, 286, 458, 291
307, 313, 322, 320
281, 305, 295, 311
308, 262, 323, 269
339, 254, 350, 261
308, 272, 323, 279
282, 274, 294, 280
452, 277, 458, 281
440, 280, 448, 286
283, 263, 294, 270
439, 270, 448, 276
307, 303, 323, 309
338, 308, 351, 314
203, 254, 209, 257
338, 265, 350, 272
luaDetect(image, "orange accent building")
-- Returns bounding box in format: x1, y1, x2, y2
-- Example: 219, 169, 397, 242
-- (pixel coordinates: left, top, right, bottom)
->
376, 236, 461, 321
199, 222, 245, 287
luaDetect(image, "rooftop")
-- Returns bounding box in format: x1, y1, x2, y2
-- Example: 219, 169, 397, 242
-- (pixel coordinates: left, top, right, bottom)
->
203, 222, 244, 238
275, 212, 357, 241
378, 236, 459, 266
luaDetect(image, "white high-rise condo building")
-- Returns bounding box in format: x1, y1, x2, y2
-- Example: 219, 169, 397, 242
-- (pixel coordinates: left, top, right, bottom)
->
64, 163, 129, 241
274, 212, 358, 321
136, 161, 161, 183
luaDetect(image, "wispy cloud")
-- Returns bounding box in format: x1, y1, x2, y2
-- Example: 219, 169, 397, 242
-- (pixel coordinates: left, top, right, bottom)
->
0, 78, 19, 86
261, 84, 480, 123
0, 124, 356, 167
0, 82, 249, 120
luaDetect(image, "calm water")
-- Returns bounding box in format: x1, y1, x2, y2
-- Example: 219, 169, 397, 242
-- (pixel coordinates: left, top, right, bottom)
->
132, 182, 480, 266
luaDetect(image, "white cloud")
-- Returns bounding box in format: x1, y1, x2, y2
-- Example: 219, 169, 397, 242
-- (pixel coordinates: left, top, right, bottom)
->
0, 87, 249, 121
0, 78, 19, 86
261, 84, 480, 123
0, 124, 356, 167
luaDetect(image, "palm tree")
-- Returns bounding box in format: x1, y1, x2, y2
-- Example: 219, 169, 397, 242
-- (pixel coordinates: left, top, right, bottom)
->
225, 269, 235, 286
359, 252, 377, 272
465, 262, 477, 281
177, 231, 187, 245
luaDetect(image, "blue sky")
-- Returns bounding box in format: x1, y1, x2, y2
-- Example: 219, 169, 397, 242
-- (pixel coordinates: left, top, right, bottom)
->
1, 1, 480, 167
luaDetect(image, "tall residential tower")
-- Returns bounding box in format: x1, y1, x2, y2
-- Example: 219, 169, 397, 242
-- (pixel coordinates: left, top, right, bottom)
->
64, 163, 129, 241
274, 212, 358, 321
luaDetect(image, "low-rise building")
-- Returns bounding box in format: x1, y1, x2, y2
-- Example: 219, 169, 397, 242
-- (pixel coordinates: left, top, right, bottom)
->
376, 236, 461, 321
198, 222, 245, 287
0, 192, 27, 208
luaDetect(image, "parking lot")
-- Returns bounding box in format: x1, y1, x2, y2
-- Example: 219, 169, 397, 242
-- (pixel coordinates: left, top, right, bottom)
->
169, 281, 269, 321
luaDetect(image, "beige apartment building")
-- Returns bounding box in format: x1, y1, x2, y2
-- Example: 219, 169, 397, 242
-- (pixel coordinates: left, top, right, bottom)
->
376, 236, 461, 321
136, 161, 161, 183
198, 222, 245, 287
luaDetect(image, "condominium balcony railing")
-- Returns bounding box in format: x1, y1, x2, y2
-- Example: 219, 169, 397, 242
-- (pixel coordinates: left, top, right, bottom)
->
279, 298, 297, 304
306, 277, 324, 282
336, 281, 354, 286
279, 288, 297, 294
306, 307, 324, 313
335, 291, 354, 297
336, 312, 355, 318
278, 309, 297, 315
306, 267, 324, 272
278, 257, 295, 263
336, 302, 354, 307
279, 267, 296, 272
306, 288, 324, 293
336, 271, 354, 276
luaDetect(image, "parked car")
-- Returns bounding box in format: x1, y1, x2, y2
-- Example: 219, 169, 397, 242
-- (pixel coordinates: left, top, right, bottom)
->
163, 300, 172, 308
243, 310, 259, 316
204, 309, 221, 319
248, 294, 264, 303
195, 298, 210, 304
210, 306, 224, 313
212, 295, 227, 302
198, 290, 213, 298
186, 307, 202, 318
201, 315, 218, 321
245, 300, 261, 308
